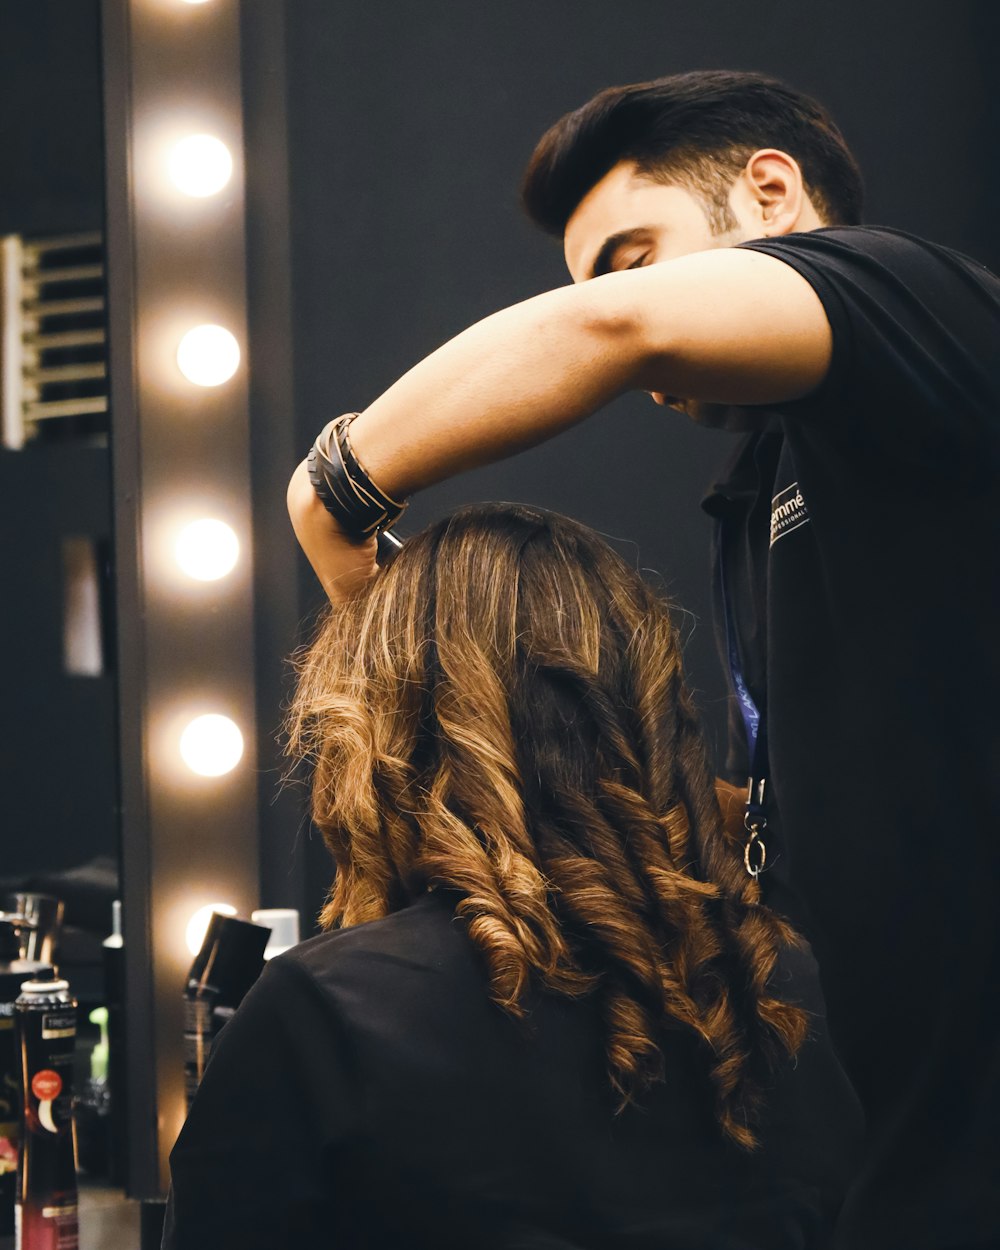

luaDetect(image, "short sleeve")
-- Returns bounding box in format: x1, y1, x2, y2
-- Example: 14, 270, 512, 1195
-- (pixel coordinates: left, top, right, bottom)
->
162, 955, 357, 1250
738, 227, 1000, 480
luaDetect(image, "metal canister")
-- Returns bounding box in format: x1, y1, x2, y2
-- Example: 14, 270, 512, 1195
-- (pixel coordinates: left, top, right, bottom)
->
14, 979, 78, 1250
0, 917, 52, 1250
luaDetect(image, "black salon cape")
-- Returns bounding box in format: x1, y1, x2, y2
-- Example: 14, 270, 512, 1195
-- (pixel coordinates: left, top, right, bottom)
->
163, 891, 861, 1250
708, 227, 1000, 1250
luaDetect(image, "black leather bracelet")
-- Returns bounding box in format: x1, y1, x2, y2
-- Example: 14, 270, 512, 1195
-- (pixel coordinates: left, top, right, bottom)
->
307, 413, 407, 539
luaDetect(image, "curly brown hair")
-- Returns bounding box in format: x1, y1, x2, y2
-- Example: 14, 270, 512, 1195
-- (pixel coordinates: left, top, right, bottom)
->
287, 503, 807, 1148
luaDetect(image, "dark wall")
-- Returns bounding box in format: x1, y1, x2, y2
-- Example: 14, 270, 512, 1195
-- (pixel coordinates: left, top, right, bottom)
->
260, 0, 994, 920
0, 1, 105, 236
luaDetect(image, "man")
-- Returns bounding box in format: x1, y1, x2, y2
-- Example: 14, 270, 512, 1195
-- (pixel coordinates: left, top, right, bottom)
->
288, 71, 1000, 1249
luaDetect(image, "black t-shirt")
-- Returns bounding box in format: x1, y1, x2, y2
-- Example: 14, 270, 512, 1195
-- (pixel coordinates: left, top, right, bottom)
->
163, 890, 862, 1250
704, 227, 1000, 1249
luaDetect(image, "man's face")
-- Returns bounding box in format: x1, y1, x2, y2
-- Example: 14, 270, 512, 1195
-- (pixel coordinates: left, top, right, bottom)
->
563, 160, 760, 423
563, 160, 753, 284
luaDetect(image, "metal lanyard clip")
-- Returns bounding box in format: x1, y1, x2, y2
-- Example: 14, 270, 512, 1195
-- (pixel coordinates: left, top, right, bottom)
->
743, 776, 767, 879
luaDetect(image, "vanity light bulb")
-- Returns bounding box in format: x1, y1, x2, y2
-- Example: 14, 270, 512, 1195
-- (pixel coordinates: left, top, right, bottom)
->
185, 903, 237, 958
168, 134, 233, 198
175, 519, 239, 581
179, 713, 243, 777
176, 324, 240, 388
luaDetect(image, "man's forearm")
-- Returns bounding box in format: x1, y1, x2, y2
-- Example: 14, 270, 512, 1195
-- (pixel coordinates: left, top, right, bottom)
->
286, 279, 636, 603
345, 278, 647, 498
294, 247, 831, 537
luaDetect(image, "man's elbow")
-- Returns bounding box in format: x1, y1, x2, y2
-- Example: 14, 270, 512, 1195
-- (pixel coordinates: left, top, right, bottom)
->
287, 458, 320, 528
568, 274, 655, 386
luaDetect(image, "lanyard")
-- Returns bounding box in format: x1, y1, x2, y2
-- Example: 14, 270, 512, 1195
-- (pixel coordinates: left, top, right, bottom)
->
717, 519, 769, 879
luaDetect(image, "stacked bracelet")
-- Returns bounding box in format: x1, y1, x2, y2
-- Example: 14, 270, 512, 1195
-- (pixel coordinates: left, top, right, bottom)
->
307, 413, 407, 539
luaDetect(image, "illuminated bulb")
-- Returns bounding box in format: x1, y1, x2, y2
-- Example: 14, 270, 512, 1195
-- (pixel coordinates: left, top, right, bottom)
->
179, 0, 212, 5
176, 324, 240, 387
168, 134, 233, 198
175, 519, 239, 581
185, 903, 237, 957
179, 713, 244, 777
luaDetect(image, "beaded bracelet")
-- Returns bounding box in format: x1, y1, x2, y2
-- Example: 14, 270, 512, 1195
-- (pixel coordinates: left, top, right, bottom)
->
307, 413, 407, 539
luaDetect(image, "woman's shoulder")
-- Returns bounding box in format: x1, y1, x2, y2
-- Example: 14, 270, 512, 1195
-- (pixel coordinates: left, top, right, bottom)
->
268, 889, 474, 1001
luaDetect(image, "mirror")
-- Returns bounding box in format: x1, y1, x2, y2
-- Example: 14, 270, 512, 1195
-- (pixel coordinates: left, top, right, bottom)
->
0, 0, 119, 1014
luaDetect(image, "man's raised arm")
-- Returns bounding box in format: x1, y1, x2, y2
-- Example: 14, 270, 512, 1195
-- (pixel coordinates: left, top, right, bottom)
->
288, 246, 831, 600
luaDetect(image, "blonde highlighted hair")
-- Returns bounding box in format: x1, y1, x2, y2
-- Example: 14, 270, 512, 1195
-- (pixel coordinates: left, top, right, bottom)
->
287, 503, 806, 1147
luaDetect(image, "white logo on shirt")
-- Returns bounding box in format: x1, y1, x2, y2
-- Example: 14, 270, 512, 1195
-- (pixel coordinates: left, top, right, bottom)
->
770, 482, 810, 547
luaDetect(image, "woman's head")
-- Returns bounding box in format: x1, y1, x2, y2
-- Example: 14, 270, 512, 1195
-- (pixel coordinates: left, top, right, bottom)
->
288, 503, 805, 1145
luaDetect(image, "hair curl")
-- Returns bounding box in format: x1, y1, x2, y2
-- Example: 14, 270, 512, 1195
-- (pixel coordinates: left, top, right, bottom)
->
287, 503, 807, 1147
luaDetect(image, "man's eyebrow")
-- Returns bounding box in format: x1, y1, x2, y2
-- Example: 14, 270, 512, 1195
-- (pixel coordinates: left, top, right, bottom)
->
588, 228, 650, 279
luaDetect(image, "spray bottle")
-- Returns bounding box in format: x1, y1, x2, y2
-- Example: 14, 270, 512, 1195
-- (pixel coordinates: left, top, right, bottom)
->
0, 918, 52, 1250
14, 978, 78, 1250
101, 900, 127, 1188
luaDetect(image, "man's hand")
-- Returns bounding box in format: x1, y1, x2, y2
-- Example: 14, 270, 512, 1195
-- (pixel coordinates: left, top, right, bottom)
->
286, 459, 379, 604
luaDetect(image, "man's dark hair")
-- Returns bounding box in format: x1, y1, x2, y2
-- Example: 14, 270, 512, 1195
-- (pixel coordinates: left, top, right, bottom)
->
522, 70, 864, 237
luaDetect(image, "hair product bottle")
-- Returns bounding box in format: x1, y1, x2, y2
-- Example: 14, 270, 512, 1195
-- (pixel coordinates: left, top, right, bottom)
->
14, 978, 78, 1250
73, 1008, 110, 1179
0, 919, 52, 1250
250, 909, 300, 960
183, 913, 269, 1110
100, 901, 127, 1188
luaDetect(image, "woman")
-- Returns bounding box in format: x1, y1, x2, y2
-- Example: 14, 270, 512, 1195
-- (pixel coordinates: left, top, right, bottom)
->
164, 504, 861, 1249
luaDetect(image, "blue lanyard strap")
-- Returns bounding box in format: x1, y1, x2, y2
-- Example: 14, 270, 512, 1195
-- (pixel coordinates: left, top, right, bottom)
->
717, 521, 769, 879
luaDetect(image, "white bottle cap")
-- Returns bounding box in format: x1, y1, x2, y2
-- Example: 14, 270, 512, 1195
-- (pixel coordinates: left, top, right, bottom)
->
250, 909, 301, 959
103, 899, 123, 949
19, 978, 70, 994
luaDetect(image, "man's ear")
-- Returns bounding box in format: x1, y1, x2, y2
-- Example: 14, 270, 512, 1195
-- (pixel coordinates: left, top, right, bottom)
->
736, 148, 808, 237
